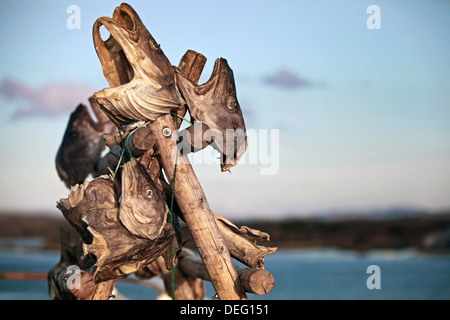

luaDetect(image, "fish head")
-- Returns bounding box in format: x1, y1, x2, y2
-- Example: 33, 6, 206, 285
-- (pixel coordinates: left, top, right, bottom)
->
92, 3, 184, 127
56, 104, 109, 188
121, 157, 168, 221
176, 58, 247, 171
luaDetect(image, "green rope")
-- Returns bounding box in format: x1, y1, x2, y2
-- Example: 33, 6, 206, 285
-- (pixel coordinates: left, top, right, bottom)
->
112, 121, 151, 178
173, 113, 192, 126
168, 113, 184, 300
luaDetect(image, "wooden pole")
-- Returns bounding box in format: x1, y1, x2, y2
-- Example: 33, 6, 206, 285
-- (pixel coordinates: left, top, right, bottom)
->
150, 115, 247, 300
177, 251, 275, 295
141, 50, 247, 300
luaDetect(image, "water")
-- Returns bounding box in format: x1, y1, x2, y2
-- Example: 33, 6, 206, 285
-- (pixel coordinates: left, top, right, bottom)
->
0, 249, 449, 300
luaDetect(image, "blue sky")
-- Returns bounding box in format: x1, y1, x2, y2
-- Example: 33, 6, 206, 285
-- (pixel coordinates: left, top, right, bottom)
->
0, 0, 449, 219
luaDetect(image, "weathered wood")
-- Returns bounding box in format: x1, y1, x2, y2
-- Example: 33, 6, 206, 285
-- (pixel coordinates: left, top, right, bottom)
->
91, 279, 117, 300
214, 213, 278, 269
102, 126, 155, 152
162, 264, 205, 300
138, 50, 207, 180
135, 256, 166, 280
161, 186, 277, 269
133, 253, 205, 300
149, 114, 247, 300
66, 269, 96, 300
177, 250, 274, 295
157, 177, 277, 269
236, 268, 275, 295
48, 229, 87, 300
177, 121, 212, 153
141, 49, 244, 299
175, 49, 207, 127
93, 145, 122, 177
177, 49, 207, 85
139, 147, 162, 182
162, 249, 205, 300
94, 126, 156, 177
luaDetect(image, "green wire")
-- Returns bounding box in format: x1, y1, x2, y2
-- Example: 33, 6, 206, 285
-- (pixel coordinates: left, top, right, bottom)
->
168, 113, 182, 300
171, 112, 192, 126
112, 121, 151, 178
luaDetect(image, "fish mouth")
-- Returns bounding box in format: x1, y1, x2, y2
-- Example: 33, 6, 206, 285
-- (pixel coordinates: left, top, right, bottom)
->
219, 135, 248, 172
92, 5, 139, 88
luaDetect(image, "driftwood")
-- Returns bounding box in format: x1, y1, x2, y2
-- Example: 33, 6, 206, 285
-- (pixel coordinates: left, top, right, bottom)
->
177, 249, 274, 295
157, 177, 277, 269
149, 113, 246, 299
213, 213, 277, 269
94, 126, 156, 177
48, 229, 82, 300
161, 250, 205, 300
48, 229, 119, 300
102, 125, 154, 151
133, 254, 205, 300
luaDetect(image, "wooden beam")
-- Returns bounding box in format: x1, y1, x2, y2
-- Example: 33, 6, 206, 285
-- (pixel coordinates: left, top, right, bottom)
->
177, 250, 274, 295
149, 114, 247, 300
143, 49, 248, 300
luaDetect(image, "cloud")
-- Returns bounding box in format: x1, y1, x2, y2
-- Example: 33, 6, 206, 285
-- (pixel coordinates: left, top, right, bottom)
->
263, 70, 310, 90
0, 77, 95, 119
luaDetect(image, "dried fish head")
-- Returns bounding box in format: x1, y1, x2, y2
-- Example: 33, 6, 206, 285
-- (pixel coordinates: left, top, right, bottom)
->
92, 3, 184, 128
56, 103, 115, 188
57, 174, 174, 282
176, 58, 248, 171
119, 157, 168, 239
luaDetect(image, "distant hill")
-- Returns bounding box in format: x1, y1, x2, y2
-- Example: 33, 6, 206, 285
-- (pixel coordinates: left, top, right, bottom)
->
243, 212, 450, 252
0, 211, 449, 253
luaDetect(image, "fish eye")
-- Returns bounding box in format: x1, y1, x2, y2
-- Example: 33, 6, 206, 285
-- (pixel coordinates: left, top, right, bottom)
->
146, 189, 153, 198
69, 131, 79, 141
226, 96, 237, 111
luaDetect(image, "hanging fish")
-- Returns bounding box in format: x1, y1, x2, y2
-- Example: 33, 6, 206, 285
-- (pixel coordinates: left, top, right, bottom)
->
176, 58, 248, 172
56, 97, 116, 188
119, 157, 168, 240
92, 3, 185, 128
56, 174, 174, 282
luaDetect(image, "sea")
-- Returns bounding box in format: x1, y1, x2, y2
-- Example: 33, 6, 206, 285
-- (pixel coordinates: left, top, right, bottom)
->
0, 242, 449, 300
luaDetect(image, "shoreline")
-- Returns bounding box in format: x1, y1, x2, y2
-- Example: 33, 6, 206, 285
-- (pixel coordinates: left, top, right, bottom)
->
0, 212, 449, 253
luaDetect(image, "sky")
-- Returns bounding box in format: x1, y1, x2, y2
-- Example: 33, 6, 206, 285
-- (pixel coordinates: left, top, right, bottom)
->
0, 0, 449, 219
